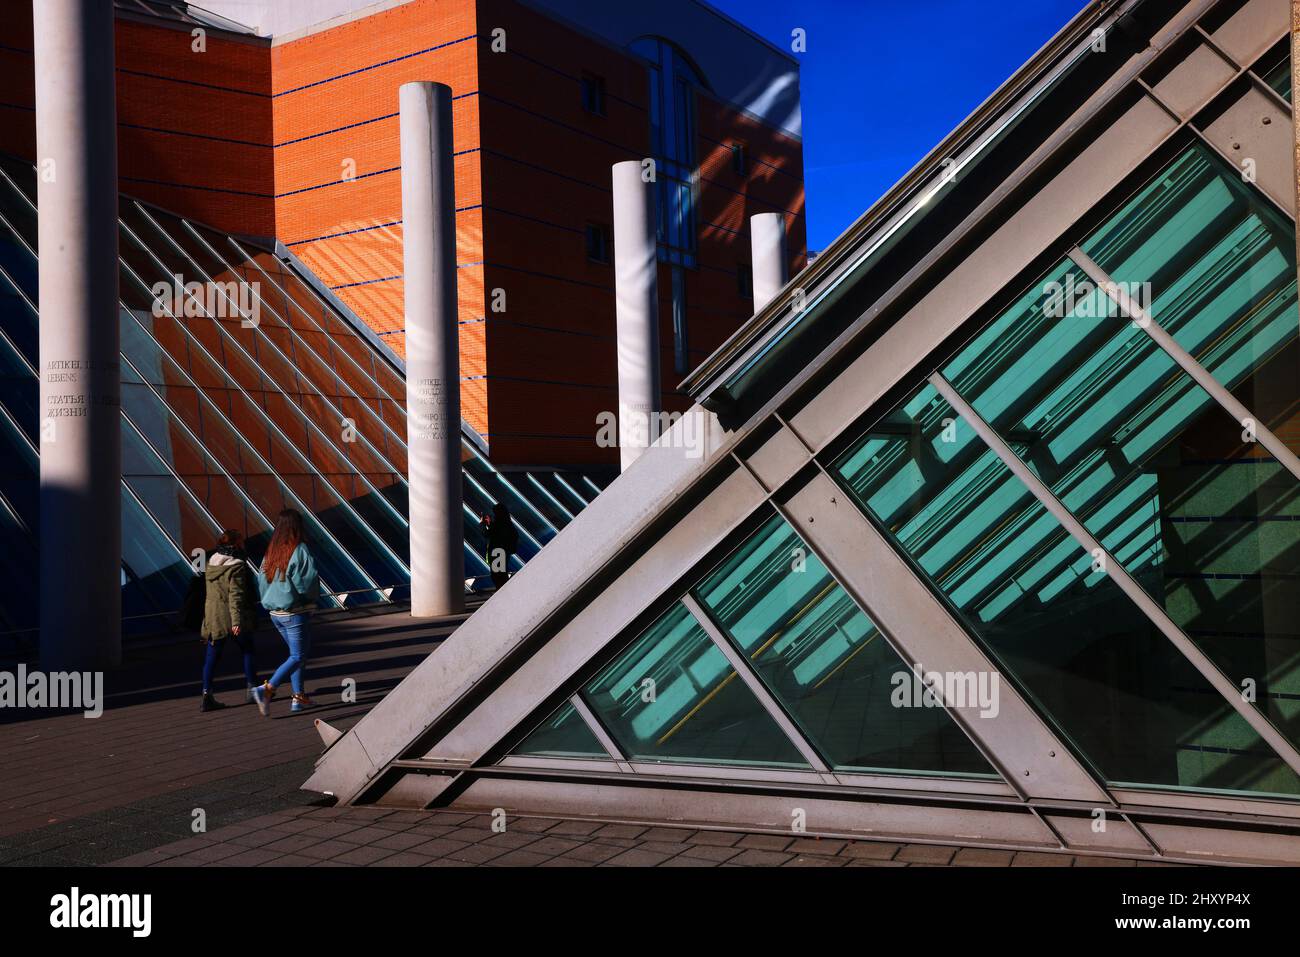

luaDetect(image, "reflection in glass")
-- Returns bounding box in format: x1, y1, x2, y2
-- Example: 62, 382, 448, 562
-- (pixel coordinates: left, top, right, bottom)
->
694, 514, 993, 775
582, 603, 808, 768
836, 385, 1300, 797
510, 702, 608, 759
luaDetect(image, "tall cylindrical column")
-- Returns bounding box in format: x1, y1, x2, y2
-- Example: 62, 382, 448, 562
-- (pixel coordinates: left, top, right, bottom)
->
750, 212, 788, 313
401, 81, 464, 617
612, 160, 660, 471
35, 0, 121, 669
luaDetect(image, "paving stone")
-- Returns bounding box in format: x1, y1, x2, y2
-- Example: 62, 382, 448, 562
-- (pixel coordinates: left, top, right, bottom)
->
952, 847, 1016, 867
509, 817, 563, 834
678, 843, 743, 863
839, 841, 900, 860
895, 844, 957, 865
784, 854, 849, 867
1073, 856, 1137, 867
729, 848, 795, 867
481, 830, 538, 849
687, 830, 742, 847
373, 830, 435, 851
658, 854, 719, 866
787, 838, 846, 856
846, 858, 908, 867
331, 844, 396, 865
295, 839, 365, 861
558, 842, 627, 864
736, 833, 794, 851
332, 825, 396, 845
637, 827, 695, 843
261, 854, 319, 867
443, 842, 510, 864
371, 852, 438, 867
603, 847, 676, 867
545, 819, 605, 836
593, 823, 649, 840
221, 847, 282, 866
486, 848, 552, 866
262, 833, 325, 854
409, 837, 472, 858
447, 827, 498, 844
515, 835, 584, 856
1011, 851, 1072, 867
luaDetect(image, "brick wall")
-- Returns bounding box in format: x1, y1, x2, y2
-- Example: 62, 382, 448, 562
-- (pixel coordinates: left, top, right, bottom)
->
0, 7, 274, 237
270, 0, 486, 429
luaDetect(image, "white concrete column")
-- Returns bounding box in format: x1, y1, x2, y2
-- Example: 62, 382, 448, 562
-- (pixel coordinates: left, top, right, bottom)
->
34, 0, 121, 669
401, 81, 464, 617
750, 212, 788, 312
612, 160, 660, 471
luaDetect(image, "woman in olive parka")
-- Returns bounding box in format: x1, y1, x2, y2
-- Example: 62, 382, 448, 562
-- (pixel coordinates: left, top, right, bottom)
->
199, 529, 260, 712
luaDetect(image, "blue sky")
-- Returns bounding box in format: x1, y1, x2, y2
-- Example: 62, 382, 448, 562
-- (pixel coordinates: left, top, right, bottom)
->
708, 0, 1090, 251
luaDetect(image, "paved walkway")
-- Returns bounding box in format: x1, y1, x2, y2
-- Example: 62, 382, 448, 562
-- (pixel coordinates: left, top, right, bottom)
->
0, 604, 1180, 867
105, 805, 1177, 868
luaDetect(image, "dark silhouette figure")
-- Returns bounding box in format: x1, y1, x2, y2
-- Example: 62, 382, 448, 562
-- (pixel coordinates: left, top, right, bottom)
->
480, 502, 519, 590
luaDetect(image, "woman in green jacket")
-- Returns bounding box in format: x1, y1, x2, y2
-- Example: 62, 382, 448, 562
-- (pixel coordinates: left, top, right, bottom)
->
199, 530, 260, 712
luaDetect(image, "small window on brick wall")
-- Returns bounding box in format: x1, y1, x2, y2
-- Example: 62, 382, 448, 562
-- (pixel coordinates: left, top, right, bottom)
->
731, 142, 747, 176
581, 72, 607, 116
737, 263, 753, 300
586, 223, 611, 264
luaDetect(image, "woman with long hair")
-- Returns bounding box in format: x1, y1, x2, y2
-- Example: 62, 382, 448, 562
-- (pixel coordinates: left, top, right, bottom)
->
198, 529, 259, 712
250, 508, 320, 716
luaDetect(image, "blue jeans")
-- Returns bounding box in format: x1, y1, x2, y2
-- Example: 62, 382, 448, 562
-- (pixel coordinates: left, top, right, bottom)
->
202, 633, 257, 693
268, 614, 311, 695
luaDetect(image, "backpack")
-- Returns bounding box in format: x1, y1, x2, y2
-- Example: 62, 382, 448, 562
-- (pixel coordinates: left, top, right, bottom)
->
179, 573, 206, 632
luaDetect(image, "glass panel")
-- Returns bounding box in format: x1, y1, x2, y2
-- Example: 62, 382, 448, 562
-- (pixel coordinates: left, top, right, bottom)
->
944, 259, 1300, 756
510, 702, 608, 759
835, 384, 1300, 797
1256, 44, 1292, 102
1081, 144, 1299, 455
694, 514, 995, 776
582, 603, 809, 768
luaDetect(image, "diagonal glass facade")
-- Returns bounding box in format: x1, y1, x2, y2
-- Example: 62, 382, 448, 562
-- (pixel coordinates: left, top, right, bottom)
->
494, 137, 1300, 799
0, 153, 612, 646
830, 140, 1300, 797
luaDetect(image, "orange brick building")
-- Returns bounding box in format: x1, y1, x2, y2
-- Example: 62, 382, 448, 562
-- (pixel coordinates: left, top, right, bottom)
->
1, 0, 806, 466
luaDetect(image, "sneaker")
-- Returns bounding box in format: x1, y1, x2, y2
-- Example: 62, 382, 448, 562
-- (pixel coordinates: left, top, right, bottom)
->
199, 693, 226, 713
290, 693, 314, 713
251, 683, 272, 717
246, 685, 256, 704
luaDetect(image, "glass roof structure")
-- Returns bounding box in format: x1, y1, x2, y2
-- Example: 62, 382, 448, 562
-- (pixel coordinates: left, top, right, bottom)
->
303, 0, 1300, 865
0, 154, 611, 651
112, 0, 256, 35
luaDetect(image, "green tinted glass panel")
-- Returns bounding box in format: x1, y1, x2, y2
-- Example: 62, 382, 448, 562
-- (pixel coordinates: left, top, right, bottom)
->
944, 259, 1300, 757
694, 514, 994, 776
1256, 46, 1292, 102
582, 603, 808, 768
510, 702, 608, 759
835, 384, 1300, 797
1081, 144, 1298, 452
